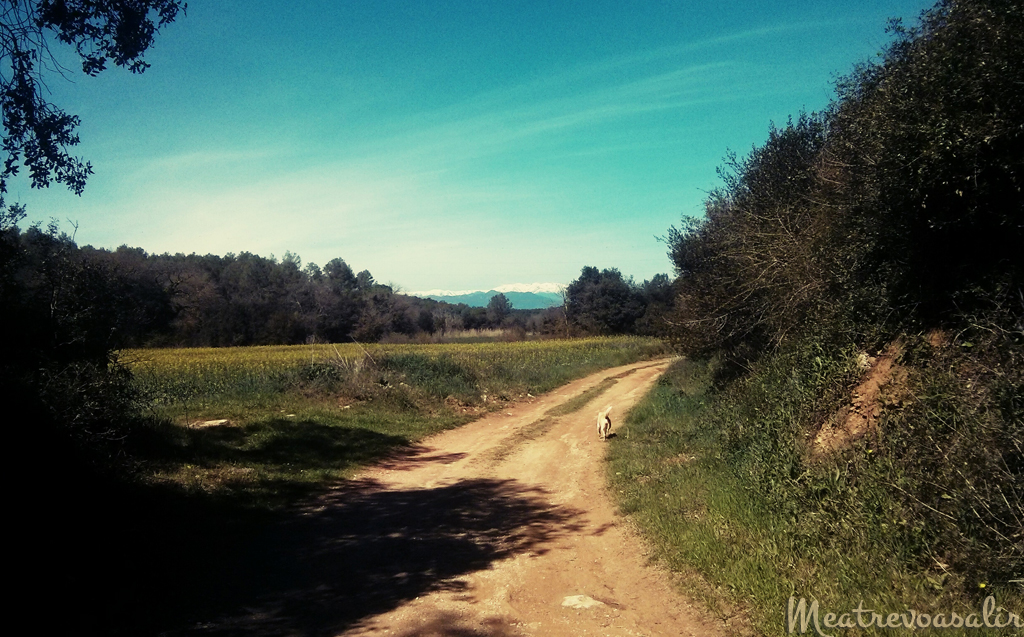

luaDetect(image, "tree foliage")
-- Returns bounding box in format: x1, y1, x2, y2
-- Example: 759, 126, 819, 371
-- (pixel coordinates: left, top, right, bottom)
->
827, 0, 1024, 320
486, 292, 511, 325
1, 0, 185, 195
565, 266, 647, 335
668, 0, 1024, 360
0, 221, 551, 348
668, 113, 830, 359
0, 208, 150, 467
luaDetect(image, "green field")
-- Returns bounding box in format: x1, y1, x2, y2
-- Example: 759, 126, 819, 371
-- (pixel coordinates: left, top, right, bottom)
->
124, 336, 668, 508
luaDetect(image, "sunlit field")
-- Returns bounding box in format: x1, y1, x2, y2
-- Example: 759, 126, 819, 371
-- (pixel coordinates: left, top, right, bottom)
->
123, 337, 670, 508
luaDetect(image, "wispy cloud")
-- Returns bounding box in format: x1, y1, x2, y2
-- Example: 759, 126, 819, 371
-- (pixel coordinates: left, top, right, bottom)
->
18, 16, 860, 290
130, 18, 836, 185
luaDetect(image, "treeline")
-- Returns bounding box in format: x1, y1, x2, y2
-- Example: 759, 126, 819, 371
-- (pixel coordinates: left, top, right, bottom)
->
0, 205, 673, 476
665, 0, 1021, 601
0, 211, 539, 466
0, 224, 567, 349
2, 218, 674, 350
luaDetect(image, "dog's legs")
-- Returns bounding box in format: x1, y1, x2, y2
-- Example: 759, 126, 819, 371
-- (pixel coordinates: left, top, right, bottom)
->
597, 405, 613, 440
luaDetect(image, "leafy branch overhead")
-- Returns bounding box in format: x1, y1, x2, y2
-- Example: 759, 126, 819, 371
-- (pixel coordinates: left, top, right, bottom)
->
0, 0, 186, 195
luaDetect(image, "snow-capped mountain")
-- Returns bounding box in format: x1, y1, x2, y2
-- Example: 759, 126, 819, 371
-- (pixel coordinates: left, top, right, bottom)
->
415, 282, 564, 297
411, 283, 564, 309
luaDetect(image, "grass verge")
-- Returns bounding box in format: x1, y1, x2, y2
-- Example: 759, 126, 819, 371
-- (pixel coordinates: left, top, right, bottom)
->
608, 356, 1023, 636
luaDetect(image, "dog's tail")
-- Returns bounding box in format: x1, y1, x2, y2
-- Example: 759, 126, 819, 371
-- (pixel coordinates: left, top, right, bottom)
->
599, 404, 613, 418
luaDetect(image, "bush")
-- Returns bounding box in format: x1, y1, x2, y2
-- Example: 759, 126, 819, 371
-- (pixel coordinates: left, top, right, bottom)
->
1, 208, 146, 468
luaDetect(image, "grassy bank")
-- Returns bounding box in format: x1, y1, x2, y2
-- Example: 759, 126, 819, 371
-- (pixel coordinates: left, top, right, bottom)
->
609, 352, 1022, 636
124, 336, 668, 508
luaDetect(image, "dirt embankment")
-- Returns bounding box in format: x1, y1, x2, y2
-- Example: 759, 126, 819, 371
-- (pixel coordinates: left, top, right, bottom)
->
812, 342, 909, 458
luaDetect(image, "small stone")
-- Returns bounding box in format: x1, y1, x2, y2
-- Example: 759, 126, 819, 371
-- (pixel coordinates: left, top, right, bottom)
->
562, 595, 605, 609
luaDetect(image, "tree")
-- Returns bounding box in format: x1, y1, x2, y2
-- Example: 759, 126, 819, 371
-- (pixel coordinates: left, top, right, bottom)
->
0, 0, 185, 488
826, 0, 1024, 321
634, 273, 675, 336
565, 266, 646, 335
2, 7, 189, 631
1, 0, 186, 196
486, 292, 511, 325
666, 113, 830, 358
355, 269, 375, 290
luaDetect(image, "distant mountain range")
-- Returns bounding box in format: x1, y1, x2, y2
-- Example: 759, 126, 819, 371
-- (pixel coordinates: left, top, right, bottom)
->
412, 283, 564, 309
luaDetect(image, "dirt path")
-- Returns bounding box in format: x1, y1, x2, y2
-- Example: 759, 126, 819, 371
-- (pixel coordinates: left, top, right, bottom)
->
336, 358, 724, 637
172, 358, 725, 636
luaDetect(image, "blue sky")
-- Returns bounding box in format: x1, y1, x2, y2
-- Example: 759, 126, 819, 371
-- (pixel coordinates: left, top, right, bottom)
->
12, 0, 933, 292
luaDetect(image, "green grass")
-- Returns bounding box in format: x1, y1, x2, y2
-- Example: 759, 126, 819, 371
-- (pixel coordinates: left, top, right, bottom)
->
608, 357, 1024, 635
138, 398, 473, 509
126, 336, 669, 509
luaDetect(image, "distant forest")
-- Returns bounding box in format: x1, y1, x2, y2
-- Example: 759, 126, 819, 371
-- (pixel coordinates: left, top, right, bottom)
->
1, 220, 673, 349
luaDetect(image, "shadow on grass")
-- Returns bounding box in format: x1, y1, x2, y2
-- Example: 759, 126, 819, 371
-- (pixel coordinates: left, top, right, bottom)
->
187, 417, 406, 470
129, 418, 421, 509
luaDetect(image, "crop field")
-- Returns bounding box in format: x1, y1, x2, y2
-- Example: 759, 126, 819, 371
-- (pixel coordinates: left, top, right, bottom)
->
124, 336, 669, 508
126, 337, 668, 412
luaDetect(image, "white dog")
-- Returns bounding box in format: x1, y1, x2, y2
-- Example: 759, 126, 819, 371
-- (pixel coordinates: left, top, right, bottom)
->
597, 405, 613, 440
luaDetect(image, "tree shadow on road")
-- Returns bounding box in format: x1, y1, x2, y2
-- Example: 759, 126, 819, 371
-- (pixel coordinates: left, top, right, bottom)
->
376, 610, 525, 637
155, 477, 583, 636
369, 443, 469, 471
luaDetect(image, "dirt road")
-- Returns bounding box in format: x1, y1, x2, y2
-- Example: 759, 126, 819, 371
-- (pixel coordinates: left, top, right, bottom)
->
337, 358, 724, 636
177, 358, 725, 636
